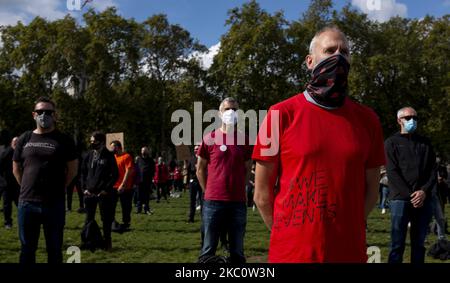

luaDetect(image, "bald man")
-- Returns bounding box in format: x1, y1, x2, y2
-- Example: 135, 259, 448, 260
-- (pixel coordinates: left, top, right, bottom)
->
252, 26, 385, 263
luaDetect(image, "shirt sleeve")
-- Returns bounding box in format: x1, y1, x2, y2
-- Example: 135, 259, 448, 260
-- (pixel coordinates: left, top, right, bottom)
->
385, 138, 411, 193
366, 110, 386, 169
252, 106, 280, 163
419, 140, 437, 193
124, 154, 134, 170
198, 136, 210, 161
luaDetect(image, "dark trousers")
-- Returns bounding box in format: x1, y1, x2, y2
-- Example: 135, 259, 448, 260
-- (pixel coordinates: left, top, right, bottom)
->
84, 194, 114, 241
156, 182, 168, 201
112, 189, 133, 225
246, 184, 254, 207
174, 180, 183, 192
66, 178, 84, 211
188, 180, 203, 222
137, 182, 152, 212
18, 201, 65, 263
388, 199, 432, 263
3, 186, 19, 225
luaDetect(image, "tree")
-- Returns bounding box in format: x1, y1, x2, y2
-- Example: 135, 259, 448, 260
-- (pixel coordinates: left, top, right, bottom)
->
209, 0, 294, 111
140, 14, 206, 152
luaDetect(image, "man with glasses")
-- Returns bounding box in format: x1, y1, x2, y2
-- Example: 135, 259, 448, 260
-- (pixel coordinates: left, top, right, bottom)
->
12, 96, 78, 263
385, 106, 436, 263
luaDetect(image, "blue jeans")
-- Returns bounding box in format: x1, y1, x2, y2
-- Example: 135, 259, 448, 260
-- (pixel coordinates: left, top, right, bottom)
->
388, 199, 432, 263
200, 200, 247, 263
18, 201, 66, 263
379, 185, 389, 209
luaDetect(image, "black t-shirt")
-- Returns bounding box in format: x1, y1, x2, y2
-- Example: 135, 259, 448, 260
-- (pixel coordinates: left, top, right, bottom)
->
13, 130, 77, 204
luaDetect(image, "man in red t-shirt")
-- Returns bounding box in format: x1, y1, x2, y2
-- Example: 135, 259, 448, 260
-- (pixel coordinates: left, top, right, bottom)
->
252, 27, 386, 263
110, 140, 134, 231
197, 97, 253, 263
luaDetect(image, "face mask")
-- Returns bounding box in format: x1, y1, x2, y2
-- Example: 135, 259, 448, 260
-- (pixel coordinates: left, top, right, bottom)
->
221, 109, 237, 125
35, 113, 54, 129
306, 54, 350, 108
403, 119, 417, 133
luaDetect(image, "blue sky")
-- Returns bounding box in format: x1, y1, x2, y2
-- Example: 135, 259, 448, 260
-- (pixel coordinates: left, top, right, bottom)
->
0, 0, 448, 47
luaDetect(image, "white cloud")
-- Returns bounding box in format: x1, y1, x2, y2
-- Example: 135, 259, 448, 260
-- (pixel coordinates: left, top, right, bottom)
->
192, 42, 221, 70
0, 0, 119, 27
0, 11, 26, 27
351, 0, 408, 22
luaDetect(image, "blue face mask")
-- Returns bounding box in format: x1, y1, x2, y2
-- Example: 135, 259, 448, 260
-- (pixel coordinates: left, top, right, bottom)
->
403, 119, 417, 133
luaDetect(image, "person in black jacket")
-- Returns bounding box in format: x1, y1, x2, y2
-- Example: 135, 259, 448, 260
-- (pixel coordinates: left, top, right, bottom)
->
135, 146, 155, 214
0, 136, 19, 229
385, 106, 436, 263
81, 131, 119, 251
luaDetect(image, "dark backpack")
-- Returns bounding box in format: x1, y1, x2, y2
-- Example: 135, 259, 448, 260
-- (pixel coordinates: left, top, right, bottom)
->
80, 220, 104, 252
427, 239, 450, 260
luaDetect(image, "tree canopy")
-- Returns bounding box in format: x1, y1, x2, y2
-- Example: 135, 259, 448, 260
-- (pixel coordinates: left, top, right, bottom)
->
0, 1, 448, 159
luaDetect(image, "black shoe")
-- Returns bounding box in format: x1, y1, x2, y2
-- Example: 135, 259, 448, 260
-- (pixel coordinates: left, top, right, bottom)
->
4, 224, 12, 230
77, 207, 86, 213
120, 223, 131, 232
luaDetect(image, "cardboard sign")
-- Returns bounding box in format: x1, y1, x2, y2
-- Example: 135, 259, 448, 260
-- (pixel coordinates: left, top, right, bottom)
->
176, 144, 191, 161
106, 132, 124, 151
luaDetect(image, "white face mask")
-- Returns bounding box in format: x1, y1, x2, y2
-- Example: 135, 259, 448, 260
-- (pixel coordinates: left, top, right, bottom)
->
221, 109, 237, 125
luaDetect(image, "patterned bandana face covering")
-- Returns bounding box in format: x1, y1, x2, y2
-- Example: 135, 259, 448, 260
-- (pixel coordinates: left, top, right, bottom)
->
35, 113, 54, 129
306, 54, 350, 108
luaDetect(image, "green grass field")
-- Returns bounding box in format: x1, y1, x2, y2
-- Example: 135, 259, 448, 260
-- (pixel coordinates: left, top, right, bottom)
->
0, 193, 448, 263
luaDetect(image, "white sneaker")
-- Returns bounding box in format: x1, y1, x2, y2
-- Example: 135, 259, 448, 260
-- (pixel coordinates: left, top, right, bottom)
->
196, 205, 201, 211
252, 205, 256, 212
408, 222, 411, 228
381, 208, 386, 214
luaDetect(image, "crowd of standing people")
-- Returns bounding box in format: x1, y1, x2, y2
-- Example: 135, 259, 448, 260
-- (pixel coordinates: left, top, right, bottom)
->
0, 26, 449, 264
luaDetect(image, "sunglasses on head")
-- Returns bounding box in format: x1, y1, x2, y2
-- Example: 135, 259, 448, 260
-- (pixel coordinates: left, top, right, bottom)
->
400, 115, 418, 121
34, 109, 54, 115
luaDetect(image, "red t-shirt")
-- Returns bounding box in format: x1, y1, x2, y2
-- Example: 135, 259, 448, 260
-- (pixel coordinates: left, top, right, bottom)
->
252, 93, 386, 263
198, 129, 252, 202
